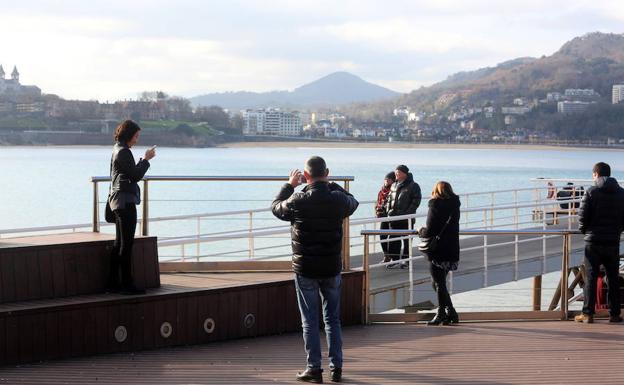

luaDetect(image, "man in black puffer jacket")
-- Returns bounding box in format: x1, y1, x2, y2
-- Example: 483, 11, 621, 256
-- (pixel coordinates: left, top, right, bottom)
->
384, 164, 422, 267
272, 156, 358, 383
575, 162, 624, 324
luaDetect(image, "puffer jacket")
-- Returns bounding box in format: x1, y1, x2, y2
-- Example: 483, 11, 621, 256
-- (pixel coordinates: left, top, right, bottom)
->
385, 173, 422, 216
419, 195, 461, 263
272, 181, 359, 278
579, 176, 624, 245
108, 142, 150, 209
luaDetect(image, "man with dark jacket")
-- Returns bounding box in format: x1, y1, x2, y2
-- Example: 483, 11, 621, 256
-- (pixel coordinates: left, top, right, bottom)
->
575, 162, 624, 324
384, 164, 422, 267
272, 156, 359, 383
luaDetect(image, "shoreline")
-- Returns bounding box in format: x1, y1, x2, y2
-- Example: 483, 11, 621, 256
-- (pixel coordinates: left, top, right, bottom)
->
218, 141, 624, 152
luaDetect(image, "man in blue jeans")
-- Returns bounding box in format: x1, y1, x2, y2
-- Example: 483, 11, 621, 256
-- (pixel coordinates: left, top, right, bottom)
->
272, 156, 359, 383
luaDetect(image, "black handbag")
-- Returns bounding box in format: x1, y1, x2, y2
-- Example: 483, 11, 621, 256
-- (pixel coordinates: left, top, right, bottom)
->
105, 196, 115, 223
418, 215, 452, 253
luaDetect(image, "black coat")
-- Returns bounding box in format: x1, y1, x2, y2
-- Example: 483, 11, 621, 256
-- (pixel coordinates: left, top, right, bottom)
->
385, 173, 422, 216
272, 181, 359, 278
108, 142, 150, 209
419, 195, 461, 263
579, 176, 624, 245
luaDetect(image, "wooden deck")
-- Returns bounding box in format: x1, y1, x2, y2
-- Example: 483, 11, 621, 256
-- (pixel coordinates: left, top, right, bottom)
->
1, 321, 623, 384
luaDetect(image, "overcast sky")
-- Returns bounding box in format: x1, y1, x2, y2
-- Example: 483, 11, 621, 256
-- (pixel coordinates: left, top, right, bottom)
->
1, 0, 623, 101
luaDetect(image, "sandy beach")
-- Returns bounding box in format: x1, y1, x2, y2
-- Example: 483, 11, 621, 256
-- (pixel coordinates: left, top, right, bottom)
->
218, 140, 624, 152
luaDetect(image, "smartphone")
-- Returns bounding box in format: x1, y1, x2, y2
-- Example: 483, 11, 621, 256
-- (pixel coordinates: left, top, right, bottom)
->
299, 175, 307, 184
149, 145, 157, 151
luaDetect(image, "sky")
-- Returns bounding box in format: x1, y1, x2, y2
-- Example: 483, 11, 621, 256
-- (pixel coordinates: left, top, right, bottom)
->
1, 0, 624, 101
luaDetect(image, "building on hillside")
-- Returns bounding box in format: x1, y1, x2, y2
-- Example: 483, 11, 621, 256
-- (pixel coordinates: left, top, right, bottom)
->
546, 92, 563, 103
557, 101, 594, 114
0, 65, 42, 100
242, 108, 302, 136
501, 106, 531, 115
564, 89, 600, 101
612, 84, 624, 104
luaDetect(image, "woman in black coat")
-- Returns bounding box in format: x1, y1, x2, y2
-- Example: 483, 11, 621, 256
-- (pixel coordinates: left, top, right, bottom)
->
418, 181, 461, 325
108, 120, 156, 295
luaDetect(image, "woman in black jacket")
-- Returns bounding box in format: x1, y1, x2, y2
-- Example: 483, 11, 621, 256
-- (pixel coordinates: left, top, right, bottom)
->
418, 181, 461, 325
108, 120, 156, 295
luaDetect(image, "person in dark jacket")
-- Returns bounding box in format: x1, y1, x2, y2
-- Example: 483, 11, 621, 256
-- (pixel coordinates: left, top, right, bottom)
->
272, 156, 358, 383
375, 172, 396, 263
107, 120, 155, 295
575, 162, 624, 324
384, 164, 422, 267
418, 181, 461, 326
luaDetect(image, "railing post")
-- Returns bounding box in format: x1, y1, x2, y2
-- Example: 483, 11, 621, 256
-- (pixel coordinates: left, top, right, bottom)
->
92, 180, 100, 233
141, 179, 149, 236
408, 231, 413, 306
196, 216, 201, 261
514, 234, 519, 281
362, 234, 370, 325
248, 211, 255, 259
342, 180, 351, 270
560, 233, 570, 320
483, 235, 488, 287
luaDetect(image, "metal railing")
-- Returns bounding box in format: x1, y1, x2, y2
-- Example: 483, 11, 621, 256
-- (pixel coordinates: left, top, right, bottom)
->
90, 175, 354, 268
360, 228, 582, 324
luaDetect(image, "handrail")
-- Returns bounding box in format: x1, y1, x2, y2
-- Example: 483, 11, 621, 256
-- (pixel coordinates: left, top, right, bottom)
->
359, 228, 580, 324
90, 175, 355, 182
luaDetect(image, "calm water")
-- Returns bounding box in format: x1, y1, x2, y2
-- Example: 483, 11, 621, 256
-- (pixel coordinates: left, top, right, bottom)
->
1, 145, 620, 311
1, 145, 621, 230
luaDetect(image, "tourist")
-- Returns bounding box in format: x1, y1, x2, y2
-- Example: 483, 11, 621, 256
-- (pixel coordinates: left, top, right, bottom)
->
272, 156, 359, 383
375, 171, 396, 263
418, 181, 461, 326
107, 120, 156, 295
384, 164, 422, 268
575, 162, 624, 324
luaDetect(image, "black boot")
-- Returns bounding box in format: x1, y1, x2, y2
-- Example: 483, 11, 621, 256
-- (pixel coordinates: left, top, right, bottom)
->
446, 306, 459, 324
427, 310, 449, 326
296, 368, 323, 383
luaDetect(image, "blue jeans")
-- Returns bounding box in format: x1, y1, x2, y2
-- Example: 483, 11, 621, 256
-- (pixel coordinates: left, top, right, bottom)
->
294, 274, 343, 370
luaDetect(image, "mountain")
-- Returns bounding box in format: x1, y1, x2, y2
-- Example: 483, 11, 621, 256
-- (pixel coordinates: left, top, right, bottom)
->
396, 32, 624, 112
190, 72, 399, 109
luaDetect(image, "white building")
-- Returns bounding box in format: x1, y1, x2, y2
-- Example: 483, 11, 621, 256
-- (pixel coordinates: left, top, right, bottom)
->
612, 84, 624, 104
557, 101, 593, 114
0, 65, 41, 98
564, 89, 600, 99
546, 92, 563, 102
501, 106, 531, 115
243, 108, 302, 136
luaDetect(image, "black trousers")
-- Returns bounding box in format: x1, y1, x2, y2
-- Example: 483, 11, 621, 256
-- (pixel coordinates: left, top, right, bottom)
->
430, 262, 453, 310
379, 220, 390, 258
388, 219, 413, 261
582, 243, 621, 316
109, 204, 138, 289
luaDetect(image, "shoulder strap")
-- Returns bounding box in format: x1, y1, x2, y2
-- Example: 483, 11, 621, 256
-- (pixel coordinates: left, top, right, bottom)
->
436, 215, 453, 238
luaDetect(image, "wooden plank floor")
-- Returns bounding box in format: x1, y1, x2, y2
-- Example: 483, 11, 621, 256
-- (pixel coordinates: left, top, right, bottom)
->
0, 272, 294, 313
1, 321, 623, 384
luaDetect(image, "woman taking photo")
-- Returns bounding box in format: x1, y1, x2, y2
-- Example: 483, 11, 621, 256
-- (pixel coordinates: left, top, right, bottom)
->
418, 181, 461, 325
108, 120, 156, 295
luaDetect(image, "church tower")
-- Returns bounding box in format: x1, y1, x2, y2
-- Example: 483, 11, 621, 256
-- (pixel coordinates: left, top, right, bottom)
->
0, 65, 4, 79
11, 66, 19, 82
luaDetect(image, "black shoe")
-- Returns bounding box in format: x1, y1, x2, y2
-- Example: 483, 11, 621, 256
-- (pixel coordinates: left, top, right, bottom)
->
330, 368, 342, 382
400, 261, 409, 269
609, 315, 623, 323
296, 368, 323, 383
427, 311, 449, 326
120, 286, 146, 295
446, 306, 459, 324
105, 284, 120, 294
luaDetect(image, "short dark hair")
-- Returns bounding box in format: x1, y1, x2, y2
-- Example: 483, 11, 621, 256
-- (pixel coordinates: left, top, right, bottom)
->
114, 120, 141, 143
305, 156, 327, 178
593, 162, 611, 177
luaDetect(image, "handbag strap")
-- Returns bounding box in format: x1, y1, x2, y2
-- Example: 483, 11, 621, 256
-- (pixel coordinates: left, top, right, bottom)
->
435, 215, 453, 239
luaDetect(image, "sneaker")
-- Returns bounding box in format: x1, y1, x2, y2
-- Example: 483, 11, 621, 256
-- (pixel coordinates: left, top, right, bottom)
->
330, 368, 342, 382
386, 262, 400, 269
574, 313, 594, 324
609, 315, 623, 323
399, 261, 410, 269
296, 368, 323, 383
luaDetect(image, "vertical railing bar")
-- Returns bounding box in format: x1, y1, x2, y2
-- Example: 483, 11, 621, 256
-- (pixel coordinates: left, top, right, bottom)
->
363, 234, 370, 325
142, 180, 149, 236
92, 181, 100, 233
